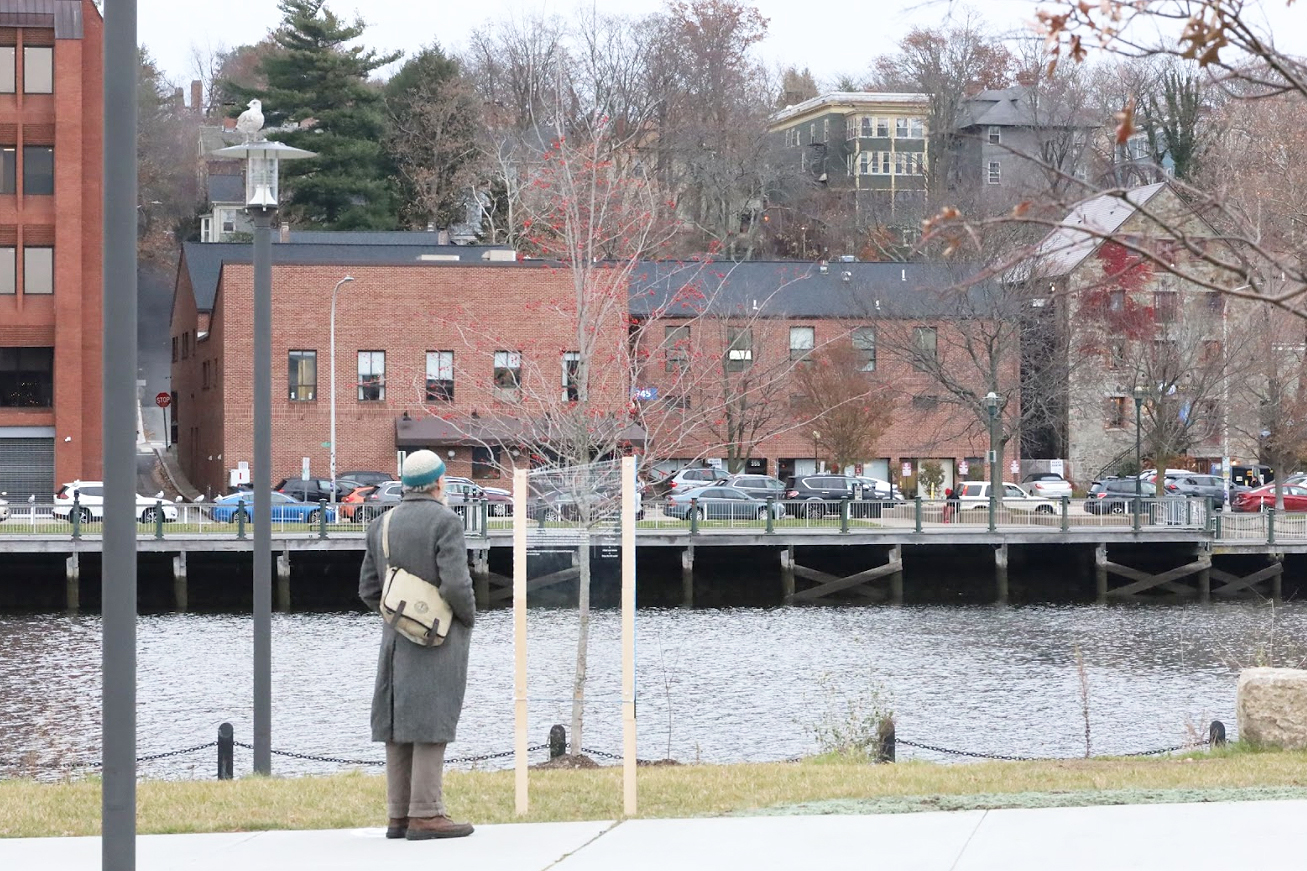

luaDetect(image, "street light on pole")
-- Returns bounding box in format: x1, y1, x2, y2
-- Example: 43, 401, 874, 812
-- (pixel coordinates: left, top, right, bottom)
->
1134, 385, 1145, 531
329, 275, 356, 506
213, 126, 315, 777
985, 392, 999, 533
812, 431, 821, 473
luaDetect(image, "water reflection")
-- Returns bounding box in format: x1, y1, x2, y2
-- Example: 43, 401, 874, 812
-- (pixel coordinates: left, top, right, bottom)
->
1, 602, 1304, 780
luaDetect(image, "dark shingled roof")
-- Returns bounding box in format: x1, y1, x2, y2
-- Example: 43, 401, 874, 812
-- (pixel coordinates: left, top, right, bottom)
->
287, 230, 464, 246
181, 241, 514, 312
628, 260, 994, 319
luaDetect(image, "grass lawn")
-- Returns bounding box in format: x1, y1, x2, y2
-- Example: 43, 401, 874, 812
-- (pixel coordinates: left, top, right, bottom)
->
5, 747, 1307, 838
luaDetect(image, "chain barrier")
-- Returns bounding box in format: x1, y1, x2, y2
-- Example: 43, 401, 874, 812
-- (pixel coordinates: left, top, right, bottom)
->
230, 740, 550, 767
897, 737, 1209, 762
79, 741, 219, 769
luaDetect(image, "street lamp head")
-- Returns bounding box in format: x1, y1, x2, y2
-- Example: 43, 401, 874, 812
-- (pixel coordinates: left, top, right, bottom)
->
984, 391, 998, 410
1133, 385, 1145, 403
211, 138, 317, 212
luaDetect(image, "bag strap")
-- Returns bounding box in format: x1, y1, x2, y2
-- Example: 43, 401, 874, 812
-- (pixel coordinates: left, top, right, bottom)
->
382, 509, 393, 562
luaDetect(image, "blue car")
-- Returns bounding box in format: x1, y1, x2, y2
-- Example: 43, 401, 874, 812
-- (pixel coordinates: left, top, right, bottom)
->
211, 491, 337, 524
664, 485, 786, 521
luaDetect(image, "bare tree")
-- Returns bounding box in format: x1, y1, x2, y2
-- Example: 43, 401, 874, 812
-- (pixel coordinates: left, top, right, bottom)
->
792, 342, 895, 470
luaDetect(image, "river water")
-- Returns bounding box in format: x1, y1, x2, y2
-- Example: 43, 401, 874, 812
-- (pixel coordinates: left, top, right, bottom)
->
2, 603, 1305, 780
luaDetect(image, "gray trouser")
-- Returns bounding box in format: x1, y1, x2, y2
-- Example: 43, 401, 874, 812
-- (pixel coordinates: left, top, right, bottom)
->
385, 741, 447, 818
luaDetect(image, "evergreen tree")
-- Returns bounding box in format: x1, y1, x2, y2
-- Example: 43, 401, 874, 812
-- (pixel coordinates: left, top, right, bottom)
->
228, 0, 401, 229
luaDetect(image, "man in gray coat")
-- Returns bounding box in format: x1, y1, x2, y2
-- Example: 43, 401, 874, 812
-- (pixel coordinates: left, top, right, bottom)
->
359, 450, 476, 840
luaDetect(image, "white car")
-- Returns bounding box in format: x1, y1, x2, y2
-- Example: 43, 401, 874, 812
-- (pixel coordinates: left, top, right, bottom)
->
1022, 473, 1073, 499
0, 496, 8, 522
53, 481, 180, 523
956, 481, 1057, 514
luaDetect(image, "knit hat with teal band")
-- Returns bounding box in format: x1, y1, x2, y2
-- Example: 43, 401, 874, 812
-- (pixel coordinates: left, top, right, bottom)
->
401, 450, 446, 489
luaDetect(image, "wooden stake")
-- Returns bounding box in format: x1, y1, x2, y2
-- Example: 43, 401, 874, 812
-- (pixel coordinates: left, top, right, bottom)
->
513, 468, 528, 815
621, 456, 638, 816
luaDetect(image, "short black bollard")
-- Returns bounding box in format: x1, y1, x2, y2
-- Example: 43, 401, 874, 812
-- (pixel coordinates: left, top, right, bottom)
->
318, 499, 328, 539
71, 496, 82, 539
1209, 719, 1227, 749
875, 719, 896, 763
154, 499, 165, 540
217, 722, 234, 780
549, 724, 567, 759
236, 500, 246, 539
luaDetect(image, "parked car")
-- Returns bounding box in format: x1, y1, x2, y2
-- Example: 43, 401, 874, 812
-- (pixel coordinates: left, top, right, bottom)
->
1021, 473, 1073, 499
275, 477, 362, 504
1084, 479, 1157, 514
1160, 473, 1227, 508
211, 491, 336, 523
652, 466, 731, 496
355, 480, 405, 521
783, 475, 879, 517
726, 474, 787, 501
53, 482, 180, 523
1232, 483, 1307, 513
338, 470, 395, 487
850, 476, 905, 502
956, 481, 1057, 514
339, 485, 376, 522
445, 476, 514, 516
664, 485, 785, 521
0, 496, 8, 522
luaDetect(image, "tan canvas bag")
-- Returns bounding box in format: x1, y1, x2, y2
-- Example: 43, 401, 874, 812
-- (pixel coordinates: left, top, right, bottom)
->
379, 509, 454, 647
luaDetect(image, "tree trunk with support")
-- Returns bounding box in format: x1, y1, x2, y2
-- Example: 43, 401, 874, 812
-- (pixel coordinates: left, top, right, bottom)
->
570, 540, 591, 755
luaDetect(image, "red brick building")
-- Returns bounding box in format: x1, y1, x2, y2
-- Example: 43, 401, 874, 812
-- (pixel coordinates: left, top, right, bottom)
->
0, 0, 102, 499
170, 239, 627, 496
172, 241, 1015, 498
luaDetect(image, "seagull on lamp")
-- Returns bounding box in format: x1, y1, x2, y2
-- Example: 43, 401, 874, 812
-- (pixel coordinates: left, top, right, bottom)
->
235, 99, 265, 142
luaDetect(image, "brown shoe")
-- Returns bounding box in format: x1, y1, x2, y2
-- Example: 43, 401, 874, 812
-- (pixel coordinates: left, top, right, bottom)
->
405, 815, 474, 840
386, 817, 408, 839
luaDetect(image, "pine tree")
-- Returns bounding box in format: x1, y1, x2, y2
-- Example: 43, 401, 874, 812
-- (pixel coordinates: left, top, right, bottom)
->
228, 0, 401, 229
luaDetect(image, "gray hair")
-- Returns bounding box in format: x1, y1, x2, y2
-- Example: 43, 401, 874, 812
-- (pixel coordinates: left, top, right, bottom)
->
402, 479, 442, 495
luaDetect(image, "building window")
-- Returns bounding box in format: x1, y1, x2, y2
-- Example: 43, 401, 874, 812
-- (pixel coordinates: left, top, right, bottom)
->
202, 360, 211, 389
987, 161, 1001, 184
23, 146, 54, 195
809, 123, 816, 142
725, 327, 753, 372
907, 118, 924, 138
181, 331, 189, 359
171, 335, 177, 362
493, 350, 521, 391
0, 247, 13, 295
860, 116, 873, 137
288, 350, 317, 401
876, 152, 892, 174
0, 47, 13, 93
0, 346, 54, 407
853, 326, 876, 371
664, 324, 690, 371
23, 47, 52, 94
0, 146, 14, 194
913, 326, 937, 367
789, 326, 815, 361
358, 350, 385, 401
23, 247, 52, 294
822, 118, 830, 142
663, 393, 691, 410
1154, 290, 1178, 323
1207, 292, 1225, 316
472, 445, 501, 479
561, 351, 581, 401
425, 350, 454, 402
1108, 289, 1125, 312
876, 117, 889, 137
858, 152, 869, 175
895, 152, 924, 175
1106, 396, 1127, 429
1108, 338, 1126, 369
988, 126, 1002, 144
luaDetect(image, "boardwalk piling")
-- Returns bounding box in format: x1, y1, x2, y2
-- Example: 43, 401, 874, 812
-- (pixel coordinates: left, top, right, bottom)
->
994, 542, 1009, 603
780, 546, 796, 602
172, 551, 188, 611
680, 547, 694, 608
65, 551, 80, 611
276, 552, 291, 611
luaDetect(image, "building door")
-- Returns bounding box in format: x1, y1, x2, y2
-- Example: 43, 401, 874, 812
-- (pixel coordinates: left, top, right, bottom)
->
0, 432, 56, 500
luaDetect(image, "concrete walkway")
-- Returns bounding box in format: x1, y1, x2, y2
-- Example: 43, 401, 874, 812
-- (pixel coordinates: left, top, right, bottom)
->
6, 799, 1306, 870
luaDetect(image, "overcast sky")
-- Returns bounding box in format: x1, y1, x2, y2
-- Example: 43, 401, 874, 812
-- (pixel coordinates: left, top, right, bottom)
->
138, 0, 1305, 96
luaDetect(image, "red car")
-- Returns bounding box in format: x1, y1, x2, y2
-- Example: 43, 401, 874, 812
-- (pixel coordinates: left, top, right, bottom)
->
1232, 483, 1307, 512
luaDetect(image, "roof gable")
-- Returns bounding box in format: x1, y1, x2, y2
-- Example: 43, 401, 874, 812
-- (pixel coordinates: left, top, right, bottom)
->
1015, 182, 1172, 281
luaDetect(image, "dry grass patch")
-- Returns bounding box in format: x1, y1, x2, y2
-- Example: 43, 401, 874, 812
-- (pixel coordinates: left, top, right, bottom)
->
5, 749, 1307, 839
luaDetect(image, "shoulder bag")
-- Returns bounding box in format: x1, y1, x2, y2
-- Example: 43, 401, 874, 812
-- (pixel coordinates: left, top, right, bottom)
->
379, 509, 454, 647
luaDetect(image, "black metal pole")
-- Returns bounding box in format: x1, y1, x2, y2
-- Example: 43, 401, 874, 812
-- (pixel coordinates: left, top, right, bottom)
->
1135, 396, 1143, 530
252, 209, 274, 775
103, 1, 139, 867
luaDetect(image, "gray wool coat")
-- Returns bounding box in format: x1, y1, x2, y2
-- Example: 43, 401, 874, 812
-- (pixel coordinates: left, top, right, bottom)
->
359, 491, 476, 745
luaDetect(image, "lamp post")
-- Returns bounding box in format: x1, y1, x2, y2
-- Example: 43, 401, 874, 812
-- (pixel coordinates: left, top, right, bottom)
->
329, 276, 356, 506
212, 133, 315, 776
1134, 385, 1145, 531
985, 392, 1000, 532
812, 430, 821, 473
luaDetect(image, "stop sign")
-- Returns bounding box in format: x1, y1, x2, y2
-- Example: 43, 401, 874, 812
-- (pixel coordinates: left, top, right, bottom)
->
155, 392, 171, 408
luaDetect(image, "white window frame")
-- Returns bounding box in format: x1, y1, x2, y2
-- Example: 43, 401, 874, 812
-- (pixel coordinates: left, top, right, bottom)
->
425, 350, 454, 402
0, 47, 13, 93
908, 118, 924, 139
494, 350, 522, 391
561, 350, 581, 401
288, 350, 317, 402
23, 46, 52, 94
875, 117, 889, 137
858, 152, 869, 175
853, 326, 876, 371
987, 125, 1002, 144
789, 326, 815, 361
357, 350, 385, 401
987, 160, 1002, 184
822, 118, 830, 142
895, 117, 908, 138
22, 246, 52, 295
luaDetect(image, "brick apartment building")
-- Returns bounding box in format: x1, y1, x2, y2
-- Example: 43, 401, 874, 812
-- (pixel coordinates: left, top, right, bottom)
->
173, 240, 1013, 498
0, 0, 101, 499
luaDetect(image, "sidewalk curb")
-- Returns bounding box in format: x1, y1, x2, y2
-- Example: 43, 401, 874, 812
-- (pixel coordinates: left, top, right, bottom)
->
153, 444, 202, 502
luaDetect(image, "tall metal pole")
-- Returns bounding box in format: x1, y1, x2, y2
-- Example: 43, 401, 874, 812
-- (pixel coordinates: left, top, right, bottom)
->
1135, 392, 1143, 532
103, 1, 139, 867
252, 209, 274, 774
329, 276, 352, 504
987, 394, 1000, 533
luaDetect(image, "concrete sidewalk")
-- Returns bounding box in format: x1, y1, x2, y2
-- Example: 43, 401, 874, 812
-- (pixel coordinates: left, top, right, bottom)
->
6, 800, 1304, 870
